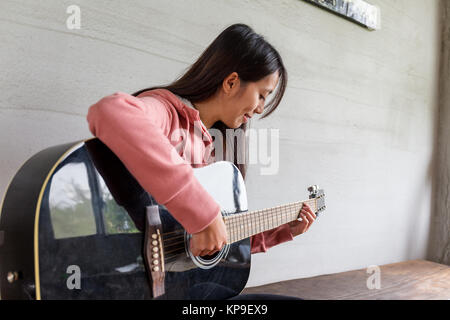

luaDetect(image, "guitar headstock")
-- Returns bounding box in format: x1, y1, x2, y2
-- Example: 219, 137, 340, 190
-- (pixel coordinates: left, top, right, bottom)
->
308, 185, 326, 217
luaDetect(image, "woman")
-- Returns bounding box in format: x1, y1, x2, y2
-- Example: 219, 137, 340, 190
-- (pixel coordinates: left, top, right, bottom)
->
87, 23, 316, 299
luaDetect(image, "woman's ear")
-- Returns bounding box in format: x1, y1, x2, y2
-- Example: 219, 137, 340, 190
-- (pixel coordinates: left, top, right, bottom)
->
223, 72, 239, 94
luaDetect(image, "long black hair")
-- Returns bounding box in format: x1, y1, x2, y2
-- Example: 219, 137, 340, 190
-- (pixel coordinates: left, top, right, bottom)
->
131, 23, 288, 179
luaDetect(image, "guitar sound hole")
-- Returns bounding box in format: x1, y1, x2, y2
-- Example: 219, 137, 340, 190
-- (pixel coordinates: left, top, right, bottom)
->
200, 251, 219, 260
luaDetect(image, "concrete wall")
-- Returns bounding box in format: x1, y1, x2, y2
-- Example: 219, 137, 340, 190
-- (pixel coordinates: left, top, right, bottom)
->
0, 0, 443, 288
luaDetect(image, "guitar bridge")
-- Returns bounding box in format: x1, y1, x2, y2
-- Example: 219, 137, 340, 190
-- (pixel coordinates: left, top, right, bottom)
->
144, 205, 165, 298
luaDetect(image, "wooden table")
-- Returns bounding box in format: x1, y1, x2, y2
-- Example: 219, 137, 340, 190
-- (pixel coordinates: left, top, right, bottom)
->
242, 260, 450, 300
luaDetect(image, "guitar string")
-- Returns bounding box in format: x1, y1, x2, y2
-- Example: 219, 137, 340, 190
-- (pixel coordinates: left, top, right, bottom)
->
154, 199, 312, 240
164, 247, 185, 255
163, 239, 185, 247
164, 253, 185, 263
231, 204, 288, 240
158, 204, 293, 245
227, 206, 268, 243
225, 202, 303, 242
162, 204, 300, 262
247, 201, 302, 241
163, 248, 186, 258
153, 201, 313, 252
225, 205, 286, 243
109, 201, 317, 268
159, 203, 307, 262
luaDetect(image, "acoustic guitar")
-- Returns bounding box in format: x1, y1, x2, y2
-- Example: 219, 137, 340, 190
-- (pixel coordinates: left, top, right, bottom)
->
0, 138, 325, 299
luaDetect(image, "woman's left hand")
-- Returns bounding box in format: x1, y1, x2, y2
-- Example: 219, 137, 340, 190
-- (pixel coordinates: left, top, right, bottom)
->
288, 203, 316, 237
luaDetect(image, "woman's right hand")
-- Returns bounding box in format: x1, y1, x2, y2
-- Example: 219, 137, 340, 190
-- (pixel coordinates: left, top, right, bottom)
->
190, 211, 227, 257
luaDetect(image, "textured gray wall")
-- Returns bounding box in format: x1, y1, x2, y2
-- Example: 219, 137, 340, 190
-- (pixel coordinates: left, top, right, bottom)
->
0, 0, 443, 288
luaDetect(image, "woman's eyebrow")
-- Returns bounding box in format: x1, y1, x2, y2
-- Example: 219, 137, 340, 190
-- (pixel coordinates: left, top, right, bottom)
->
264, 88, 273, 94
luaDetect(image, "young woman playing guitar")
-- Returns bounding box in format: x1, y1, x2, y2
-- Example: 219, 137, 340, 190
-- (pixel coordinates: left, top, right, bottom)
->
87, 23, 316, 300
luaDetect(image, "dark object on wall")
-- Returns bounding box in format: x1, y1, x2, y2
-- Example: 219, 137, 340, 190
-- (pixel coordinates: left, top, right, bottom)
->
303, 0, 381, 30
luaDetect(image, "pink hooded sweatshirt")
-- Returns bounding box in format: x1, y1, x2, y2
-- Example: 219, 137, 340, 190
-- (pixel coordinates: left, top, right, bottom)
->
86, 89, 294, 253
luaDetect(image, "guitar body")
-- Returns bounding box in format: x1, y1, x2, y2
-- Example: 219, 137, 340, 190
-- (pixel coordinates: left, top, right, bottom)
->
0, 138, 251, 299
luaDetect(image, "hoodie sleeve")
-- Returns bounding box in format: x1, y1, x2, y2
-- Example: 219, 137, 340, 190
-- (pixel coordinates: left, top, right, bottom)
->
86, 91, 220, 234
250, 224, 294, 254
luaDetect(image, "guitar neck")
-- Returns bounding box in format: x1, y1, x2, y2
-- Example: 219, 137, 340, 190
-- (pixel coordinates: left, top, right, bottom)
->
223, 198, 317, 244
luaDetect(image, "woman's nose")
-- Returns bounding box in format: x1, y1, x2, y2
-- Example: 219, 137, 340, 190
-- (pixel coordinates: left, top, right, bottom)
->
254, 103, 264, 114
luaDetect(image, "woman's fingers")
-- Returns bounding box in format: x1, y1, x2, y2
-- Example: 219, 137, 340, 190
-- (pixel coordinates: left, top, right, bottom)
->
190, 212, 228, 257
289, 205, 318, 236
193, 243, 224, 257
299, 205, 316, 232
302, 209, 316, 223
302, 204, 316, 217
200, 250, 212, 257
301, 205, 316, 220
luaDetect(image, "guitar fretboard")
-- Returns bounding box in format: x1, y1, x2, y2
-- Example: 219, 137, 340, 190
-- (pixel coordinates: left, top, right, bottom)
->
223, 199, 317, 244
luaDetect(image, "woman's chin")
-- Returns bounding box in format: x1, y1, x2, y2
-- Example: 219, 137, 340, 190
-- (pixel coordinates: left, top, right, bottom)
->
225, 120, 240, 129
223, 118, 244, 129
235, 121, 244, 128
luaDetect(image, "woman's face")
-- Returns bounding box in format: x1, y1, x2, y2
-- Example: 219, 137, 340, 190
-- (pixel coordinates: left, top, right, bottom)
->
222, 71, 279, 128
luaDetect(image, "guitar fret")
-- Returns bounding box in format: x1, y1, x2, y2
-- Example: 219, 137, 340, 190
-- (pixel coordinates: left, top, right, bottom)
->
271, 207, 274, 230
242, 212, 246, 242
244, 212, 248, 241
